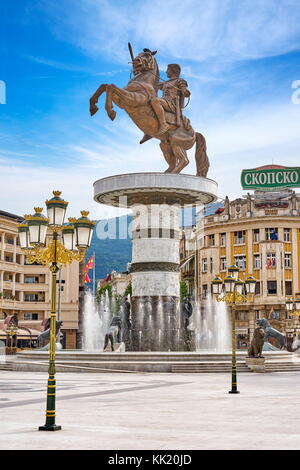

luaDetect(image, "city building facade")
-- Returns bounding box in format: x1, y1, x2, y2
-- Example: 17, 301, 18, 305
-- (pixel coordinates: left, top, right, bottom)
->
197, 187, 300, 349
0, 210, 80, 349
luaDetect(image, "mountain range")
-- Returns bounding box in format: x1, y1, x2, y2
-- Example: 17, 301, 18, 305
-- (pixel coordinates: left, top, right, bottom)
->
85, 203, 223, 280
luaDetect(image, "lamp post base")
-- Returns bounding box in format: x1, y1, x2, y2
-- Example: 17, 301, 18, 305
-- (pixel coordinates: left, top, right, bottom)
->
228, 390, 240, 394
38, 425, 62, 432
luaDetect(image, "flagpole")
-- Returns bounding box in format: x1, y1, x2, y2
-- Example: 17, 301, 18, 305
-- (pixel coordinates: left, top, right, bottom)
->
93, 251, 96, 297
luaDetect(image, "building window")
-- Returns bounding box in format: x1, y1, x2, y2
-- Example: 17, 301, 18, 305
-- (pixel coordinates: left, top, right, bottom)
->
255, 282, 261, 295
220, 233, 226, 246
266, 252, 276, 268
208, 234, 215, 246
254, 254, 261, 269
236, 311, 248, 321
270, 310, 280, 320
202, 284, 208, 299
285, 281, 292, 296
284, 228, 291, 242
284, 253, 292, 268
220, 257, 227, 271
253, 229, 260, 243
24, 294, 39, 302
234, 255, 246, 270
234, 231, 246, 245
210, 257, 213, 273
202, 258, 207, 272
267, 281, 277, 295
255, 310, 260, 320
265, 228, 278, 240
24, 313, 39, 320
24, 276, 39, 284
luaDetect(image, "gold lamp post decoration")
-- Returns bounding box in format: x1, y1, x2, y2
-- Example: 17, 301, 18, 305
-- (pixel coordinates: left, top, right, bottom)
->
212, 267, 256, 394
286, 293, 300, 316
286, 294, 300, 348
18, 192, 96, 432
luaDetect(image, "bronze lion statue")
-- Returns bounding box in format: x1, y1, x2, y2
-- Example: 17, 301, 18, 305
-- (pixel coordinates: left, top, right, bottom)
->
247, 327, 265, 358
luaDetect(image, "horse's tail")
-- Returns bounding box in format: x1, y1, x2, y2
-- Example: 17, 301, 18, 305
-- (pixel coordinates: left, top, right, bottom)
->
195, 132, 209, 177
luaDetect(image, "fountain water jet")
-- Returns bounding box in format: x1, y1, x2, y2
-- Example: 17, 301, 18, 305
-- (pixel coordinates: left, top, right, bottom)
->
196, 294, 231, 352
83, 290, 113, 351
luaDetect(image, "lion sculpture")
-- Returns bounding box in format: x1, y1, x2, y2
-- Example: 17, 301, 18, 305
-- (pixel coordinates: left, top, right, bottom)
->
247, 327, 265, 358
257, 318, 286, 349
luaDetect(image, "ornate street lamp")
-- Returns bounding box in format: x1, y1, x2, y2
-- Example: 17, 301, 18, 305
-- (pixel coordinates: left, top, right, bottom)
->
212, 269, 256, 395
228, 264, 239, 280
74, 211, 95, 249
18, 223, 31, 250
18, 192, 96, 432
46, 191, 68, 227
61, 218, 76, 251
286, 294, 300, 317
245, 276, 256, 295
25, 208, 49, 246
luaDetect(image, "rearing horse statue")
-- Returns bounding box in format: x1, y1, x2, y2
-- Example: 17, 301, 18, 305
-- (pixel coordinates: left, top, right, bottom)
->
89, 46, 209, 176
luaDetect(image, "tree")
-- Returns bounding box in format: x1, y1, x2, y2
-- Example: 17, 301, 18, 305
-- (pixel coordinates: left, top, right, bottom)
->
180, 281, 188, 300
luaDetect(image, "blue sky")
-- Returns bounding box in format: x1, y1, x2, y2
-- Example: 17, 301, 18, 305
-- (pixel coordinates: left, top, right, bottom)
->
1, 0, 300, 219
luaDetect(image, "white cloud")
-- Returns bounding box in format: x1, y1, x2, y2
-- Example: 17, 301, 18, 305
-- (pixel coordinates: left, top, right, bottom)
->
2, 99, 299, 219
40, 0, 300, 63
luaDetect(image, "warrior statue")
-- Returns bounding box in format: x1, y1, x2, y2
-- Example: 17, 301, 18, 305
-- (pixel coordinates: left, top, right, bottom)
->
104, 316, 122, 352
181, 297, 193, 330
90, 44, 209, 176
37, 319, 63, 349
120, 297, 131, 330
140, 63, 191, 142
4, 313, 33, 349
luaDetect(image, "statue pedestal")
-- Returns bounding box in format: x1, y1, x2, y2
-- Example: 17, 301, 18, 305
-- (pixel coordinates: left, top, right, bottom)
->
104, 342, 125, 353
94, 173, 217, 351
245, 357, 266, 372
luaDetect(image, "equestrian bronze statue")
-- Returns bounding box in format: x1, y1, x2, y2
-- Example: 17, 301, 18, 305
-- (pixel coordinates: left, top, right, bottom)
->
90, 44, 209, 176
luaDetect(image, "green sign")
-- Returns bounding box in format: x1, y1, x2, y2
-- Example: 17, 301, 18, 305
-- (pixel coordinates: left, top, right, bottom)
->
241, 166, 300, 190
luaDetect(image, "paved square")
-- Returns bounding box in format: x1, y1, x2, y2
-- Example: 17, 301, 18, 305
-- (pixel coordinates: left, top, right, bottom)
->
0, 371, 300, 450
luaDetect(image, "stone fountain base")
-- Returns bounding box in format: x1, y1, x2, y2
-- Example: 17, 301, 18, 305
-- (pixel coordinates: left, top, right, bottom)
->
94, 172, 218, 352
13, 350, 298, 373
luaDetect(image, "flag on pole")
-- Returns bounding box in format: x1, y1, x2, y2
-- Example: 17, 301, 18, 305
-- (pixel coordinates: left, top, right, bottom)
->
83, 255, 94, 283
84, 255, 94, 273
102, 273, 111, 285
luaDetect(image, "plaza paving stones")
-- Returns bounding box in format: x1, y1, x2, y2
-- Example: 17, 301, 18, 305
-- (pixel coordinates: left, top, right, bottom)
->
1, 371, 300, 450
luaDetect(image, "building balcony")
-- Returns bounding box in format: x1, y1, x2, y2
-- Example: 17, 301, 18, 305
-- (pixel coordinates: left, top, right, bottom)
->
2, 280, 13, 289
21, 264, 48, 273
0, 298, 49, 310
17, 282, 48, 292
182, 270, 194, 279
4, 243, 15, 253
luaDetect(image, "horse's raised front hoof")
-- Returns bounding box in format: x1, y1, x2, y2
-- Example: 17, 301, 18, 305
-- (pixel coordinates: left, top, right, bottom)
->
108, 110, 116, 121
90, 105, 98, 116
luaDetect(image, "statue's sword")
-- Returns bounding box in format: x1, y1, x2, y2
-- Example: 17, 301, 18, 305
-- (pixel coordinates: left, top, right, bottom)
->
128, 42, 134, 62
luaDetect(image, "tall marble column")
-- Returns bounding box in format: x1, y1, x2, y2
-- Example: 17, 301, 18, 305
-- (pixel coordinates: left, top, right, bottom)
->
130, 203, 181, 351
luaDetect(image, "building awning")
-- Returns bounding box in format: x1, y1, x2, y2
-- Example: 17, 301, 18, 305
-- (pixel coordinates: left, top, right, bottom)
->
236, 329, 249, 335
180, 254, 195, 270
0, 328, 41, 340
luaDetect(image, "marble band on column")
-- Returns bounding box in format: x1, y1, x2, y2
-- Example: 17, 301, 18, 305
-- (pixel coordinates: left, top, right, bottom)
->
130, 262, 180, 273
